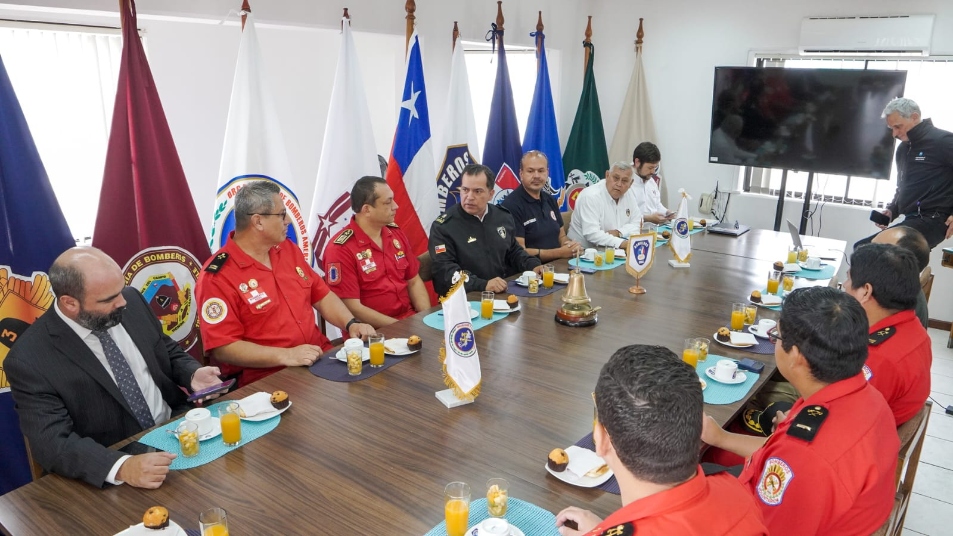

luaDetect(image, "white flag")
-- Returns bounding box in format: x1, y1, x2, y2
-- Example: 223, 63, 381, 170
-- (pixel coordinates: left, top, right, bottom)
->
440, 273, 481, 401
434, 43, 481, 215
210, 13, 310, 260
669, 190, 692, 263
307, 18, 379, 272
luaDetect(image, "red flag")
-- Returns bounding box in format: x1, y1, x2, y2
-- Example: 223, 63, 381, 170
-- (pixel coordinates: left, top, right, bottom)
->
92, 0, 211, 359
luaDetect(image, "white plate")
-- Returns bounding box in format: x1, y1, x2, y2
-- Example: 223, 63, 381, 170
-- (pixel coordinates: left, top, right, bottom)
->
706, 366, 748, 385
240, 401, 291, 422
712, 332, 755, 348
748, 326, 772, 339
335, 347, 370, 362
115, 521, 185, 536
493, 300, 521, 313
467, 524, 526, 536
438, 308, 479, 319
544, 445, 614, 488
750, 294, 782, 307
383, 338, 419, 356
700, 378, 707, 390
173, 416, 222, 442
797, 261, 827, 271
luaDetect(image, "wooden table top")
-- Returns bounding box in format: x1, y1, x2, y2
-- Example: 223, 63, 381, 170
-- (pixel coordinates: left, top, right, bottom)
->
0, 230, 843, 535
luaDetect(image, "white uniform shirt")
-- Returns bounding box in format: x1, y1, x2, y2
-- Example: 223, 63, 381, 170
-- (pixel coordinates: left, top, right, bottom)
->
567, 180, 643, 248
631, 176, 668, 217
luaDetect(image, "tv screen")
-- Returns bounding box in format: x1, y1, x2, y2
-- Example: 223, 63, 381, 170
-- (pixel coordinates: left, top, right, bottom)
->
708, 67, 907, 179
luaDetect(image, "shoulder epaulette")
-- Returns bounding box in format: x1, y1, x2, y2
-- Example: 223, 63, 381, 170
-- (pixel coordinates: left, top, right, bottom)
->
868, 326, 896, 346
204, 252, 229, 273
786, 405, 828, 443
435, 213, 450, 224
386, 222, 400, 228
599, 522, 634, 536
333, 229, 354, 245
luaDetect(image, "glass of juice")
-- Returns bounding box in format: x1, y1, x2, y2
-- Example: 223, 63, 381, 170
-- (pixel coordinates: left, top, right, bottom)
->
199, 507, 229, 536
604, 245, 616, 264
782, 274, 795, 292
766, 270, 781, 295
444, 481, 470, 536
688, 218, 695, 231
695, 338, 710, 363
593, 251, 604, 267
368, 334, 385, 368
344, 338, 363, 376
542, 264, 555, 288
481, 291, 494, 320
486, 478, 509, 517
798, 247, 809, 263
787, 245, 798, 264
682, 338, 699, 368
731, 303, 746, 331
176, 421, 200, 458
744, 304, 757, 326
219, 402, 241, 447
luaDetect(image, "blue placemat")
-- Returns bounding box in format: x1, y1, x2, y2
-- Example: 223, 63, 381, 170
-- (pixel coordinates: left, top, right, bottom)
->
739, 332, 776, 355
139, 401, 281, 470
423, 498, 560, 536
423, 301, 510, 331
697, 356, 760, 405
309, 352, 408, 382
573, 433, 620, 495
568, 258, 625, 271
507, 279, 561, 297
796, 264, 835, 280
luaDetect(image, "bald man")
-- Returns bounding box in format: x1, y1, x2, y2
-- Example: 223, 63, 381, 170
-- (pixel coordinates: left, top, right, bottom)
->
872, 225, 931, 328
5, 247, 223, 489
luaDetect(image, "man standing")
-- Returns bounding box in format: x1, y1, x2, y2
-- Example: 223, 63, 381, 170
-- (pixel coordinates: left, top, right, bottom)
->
858, 98, 953, 249
872, 225, 931, 328
556, 345, 767, 536
701, 287, 898, 535
323, 176, 430, 328
5, 247, 224, 489
429, 164, 542, 296
630, 142, 674, 224
197, 181, 375, 387
844, 243, 931, 425
501, 151, 582, 262
567, 162, 644, 250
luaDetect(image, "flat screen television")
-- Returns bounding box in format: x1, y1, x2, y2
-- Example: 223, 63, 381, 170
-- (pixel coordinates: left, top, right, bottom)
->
708, 67, 907, 179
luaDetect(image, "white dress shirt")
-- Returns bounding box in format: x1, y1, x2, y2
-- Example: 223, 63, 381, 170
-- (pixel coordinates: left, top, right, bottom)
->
567, 180, 644, 248
631, 175, 668, 217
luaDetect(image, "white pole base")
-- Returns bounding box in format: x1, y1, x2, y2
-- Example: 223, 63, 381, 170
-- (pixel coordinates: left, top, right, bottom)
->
435, 389, 474, 408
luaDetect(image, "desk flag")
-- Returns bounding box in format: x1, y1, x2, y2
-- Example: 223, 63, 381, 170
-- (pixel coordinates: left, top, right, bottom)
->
482, 24, 522, 205
435, 41, 480, 214
439, 273, 481, 401
669, 190, 692, 263
211, 11, 309, 261
384, 31, 437, 256
0, 54, 74, 494
562, 42, 608, 211
93, 0, 210, 362
521, 30, 566, 210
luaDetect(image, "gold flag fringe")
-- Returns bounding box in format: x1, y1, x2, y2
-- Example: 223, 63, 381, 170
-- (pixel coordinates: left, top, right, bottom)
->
438, 272, 469, 303
438, 347, 481, 401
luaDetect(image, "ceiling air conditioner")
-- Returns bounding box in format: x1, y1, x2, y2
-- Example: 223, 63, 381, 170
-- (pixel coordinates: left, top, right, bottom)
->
799, 15, 934, 56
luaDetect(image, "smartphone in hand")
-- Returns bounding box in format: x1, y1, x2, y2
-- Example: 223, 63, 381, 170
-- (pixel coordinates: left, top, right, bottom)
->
869, 210, 891, 226
186, 379, 236, 402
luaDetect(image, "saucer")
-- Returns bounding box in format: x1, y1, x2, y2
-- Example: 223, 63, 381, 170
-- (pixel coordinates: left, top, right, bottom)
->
240, 401, 291, 422
174, 417, 222, 442
797, 261, 826, 271
382, 338, 419, 356
335, 347, 370, 362
467, 524, 525, 536
705, 367, 748, 385
514, 278, 538, 287
748, 326, 772, 339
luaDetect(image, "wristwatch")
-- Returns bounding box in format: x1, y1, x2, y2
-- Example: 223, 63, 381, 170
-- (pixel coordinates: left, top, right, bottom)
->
344, 317, 361, 333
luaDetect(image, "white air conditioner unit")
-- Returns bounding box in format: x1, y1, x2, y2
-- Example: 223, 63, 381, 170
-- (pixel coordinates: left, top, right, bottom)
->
799, 15, 934, 56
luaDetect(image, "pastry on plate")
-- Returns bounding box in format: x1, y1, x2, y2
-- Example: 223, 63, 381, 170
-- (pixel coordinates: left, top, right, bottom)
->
773, 261, 784, 271
506, 294, 519, 308
143, 506, 169, 530
407, 335, 422, 351
547, 448, 569, 472
716, 327, 731, 343
662, 230, 672, 239
270, 390, 290, 410
750, 290, 762, 303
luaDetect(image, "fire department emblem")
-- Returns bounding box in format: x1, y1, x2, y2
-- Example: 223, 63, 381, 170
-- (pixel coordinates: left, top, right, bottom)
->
497, 226, 506, 239
123, 247, 201, 351
757, 457, 794, 506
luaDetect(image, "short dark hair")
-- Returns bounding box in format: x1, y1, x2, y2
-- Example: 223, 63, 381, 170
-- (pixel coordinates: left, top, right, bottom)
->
848, 243, 920, 311
779, 287, 868, 383
520, 150, 548, 170
893, 227, 930, 272
632, 142, 661, 165
462, 163, 495, 190
595, 345, 702, 485
49, 258, 86, 301
350, 176, 387, 212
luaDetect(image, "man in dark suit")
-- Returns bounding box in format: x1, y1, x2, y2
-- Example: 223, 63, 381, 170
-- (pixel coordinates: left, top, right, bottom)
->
5, 247, 223, 489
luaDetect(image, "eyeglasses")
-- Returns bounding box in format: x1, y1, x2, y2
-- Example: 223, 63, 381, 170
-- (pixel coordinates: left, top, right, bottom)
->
248, 210, 287, 219
767, 326, 783, 344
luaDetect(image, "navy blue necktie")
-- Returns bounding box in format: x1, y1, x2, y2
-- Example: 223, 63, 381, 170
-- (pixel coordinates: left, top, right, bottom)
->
92, 330, 155, 429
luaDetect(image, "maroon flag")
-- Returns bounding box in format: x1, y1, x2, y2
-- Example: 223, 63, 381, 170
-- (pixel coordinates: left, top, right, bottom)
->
92, 0, 210, 359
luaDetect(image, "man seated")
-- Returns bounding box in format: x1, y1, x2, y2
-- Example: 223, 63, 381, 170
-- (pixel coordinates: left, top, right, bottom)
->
5, 247, 224, 489
428, 164, 542, 296
197, 181, 375, 387
323, 176, 430, 328
567, 162, 643, 250
501, 150, 582, 261
556, 345, 767, 536
629, 142, 674, 224
872, 225, 931, 328
845, 243, 931, 425
702, 287, 898, 535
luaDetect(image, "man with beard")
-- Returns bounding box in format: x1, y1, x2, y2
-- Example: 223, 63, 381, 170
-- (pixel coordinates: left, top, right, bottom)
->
5, 247, 223, 489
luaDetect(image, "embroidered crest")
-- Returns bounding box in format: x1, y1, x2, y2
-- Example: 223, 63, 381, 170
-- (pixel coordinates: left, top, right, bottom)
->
328, 263, 341, 285
550, 210, 557, 221
334, 229, 354, 245
862, 364, 872, 381
201, 298, 228, 324
238, 283, 249, 293
436, 213, 449, 224
868, 326, 895, 346
497, 226, 506, 239
449, 322, 476, 358
757, 457, 794, 506
435, 244, 447, 254
248, 279, 258, 290
296, 266, 308, 280
204, 252, 229, 273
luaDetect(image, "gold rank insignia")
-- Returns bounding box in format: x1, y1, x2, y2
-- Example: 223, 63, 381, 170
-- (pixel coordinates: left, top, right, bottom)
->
204, 252, 229, 273
334, 229, 354, 245
248, 279, 258, 289
868, 326, 895, 346
386, 222, 400, 228
786, 405, 828, 442
601, 523, 634, 536
436, 213, 448, 224
296, 266, 308, 280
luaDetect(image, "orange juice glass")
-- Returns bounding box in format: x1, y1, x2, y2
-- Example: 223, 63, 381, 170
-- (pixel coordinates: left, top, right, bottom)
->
368, 334, 385, 368
219, 402, 241, 447
787, 246, 798, 264
481, 291, 494, 320
605, 245, 616, 264
445, 482, 470, 536
731, 303, 746, 331
767, 270, 781, 295
199, 507, 229, 536
542, 264, 555, 288
682, 338, 699, 368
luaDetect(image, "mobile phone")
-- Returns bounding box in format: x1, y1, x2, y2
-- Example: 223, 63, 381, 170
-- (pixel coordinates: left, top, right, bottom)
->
577, 266, 597, 274
869, 210, 891, 226
119, 441, 161, 455
186, 378, 236, 402
737, 358, 765, 374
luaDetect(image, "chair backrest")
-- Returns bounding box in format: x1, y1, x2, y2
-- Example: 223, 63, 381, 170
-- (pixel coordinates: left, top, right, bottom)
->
417, 252, 433, 283
919, 266, 934, 302
875, 400, 932, 536
562, 207, 573, 229
22, 435, 44, 481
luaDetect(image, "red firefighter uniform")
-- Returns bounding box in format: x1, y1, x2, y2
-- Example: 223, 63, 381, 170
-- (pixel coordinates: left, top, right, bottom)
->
864, 309, 932, 425
581, 467, 768, 535
197, 234, 332, 387
739, 374, 898, 535
323, 219, 420, 320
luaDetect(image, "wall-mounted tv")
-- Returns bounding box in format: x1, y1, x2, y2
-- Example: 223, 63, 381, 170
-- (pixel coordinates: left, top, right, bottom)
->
708, 66, 907, 179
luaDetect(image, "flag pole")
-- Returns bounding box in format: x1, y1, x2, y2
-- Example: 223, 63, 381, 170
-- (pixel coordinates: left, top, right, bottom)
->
535, 11, 543, 70
636, 17, 644, 53
341, 7, 350, 30
496, 1, 505, 33
240, 0, 250, 30
405, 0, 416, 56
452, 21, 459, 51
583, 15, 592, 74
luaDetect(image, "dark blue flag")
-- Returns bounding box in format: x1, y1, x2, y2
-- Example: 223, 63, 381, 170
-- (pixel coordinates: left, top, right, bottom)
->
482, 24, 522, 205
521, 30, 566, 210
0, 54, 75, 494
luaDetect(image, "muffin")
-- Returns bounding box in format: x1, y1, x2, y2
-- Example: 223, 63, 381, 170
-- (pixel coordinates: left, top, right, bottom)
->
547, 448, 569, 472
407, 335, 422, 351
750, 290, 762, 303
773, 261, 784, 271
716, 327, 731, 343
270, 390, 290, 410
699, 219, 707, 226
143, 506, 169, 530
662, 230, 672, 239
506, 294, 519, 308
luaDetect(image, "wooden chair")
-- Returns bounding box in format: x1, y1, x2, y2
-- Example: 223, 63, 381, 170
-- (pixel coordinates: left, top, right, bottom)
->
417, 252, 433, 283
563, 207, 574, 229
919, 266, 933, 302
22, 435, 44, 481
872, 400, 932, 536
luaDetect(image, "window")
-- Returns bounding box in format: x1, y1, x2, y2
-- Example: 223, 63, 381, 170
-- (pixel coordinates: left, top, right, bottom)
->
743, 55, 953, 209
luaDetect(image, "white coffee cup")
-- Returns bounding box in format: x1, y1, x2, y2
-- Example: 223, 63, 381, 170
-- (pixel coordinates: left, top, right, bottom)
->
806, 256, 822, 269
756, 318, 777, 335
582, 248, 596, 261
714, 359, 739, 382
519, 270, 537, 284
185, 407, 213, 436
478, 518, 510, 536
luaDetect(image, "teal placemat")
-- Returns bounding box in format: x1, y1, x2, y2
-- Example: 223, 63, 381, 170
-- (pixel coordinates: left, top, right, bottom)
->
423, 498, 559, 536
657, 223, 706, 237
423, 301, 509, 331
795, 264, 835, 280
697, 356, 760, 405
568, 258, 625, 271
139, 401, 281, 470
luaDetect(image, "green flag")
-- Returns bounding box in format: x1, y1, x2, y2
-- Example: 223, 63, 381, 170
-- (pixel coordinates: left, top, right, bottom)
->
562, 42, 609, 211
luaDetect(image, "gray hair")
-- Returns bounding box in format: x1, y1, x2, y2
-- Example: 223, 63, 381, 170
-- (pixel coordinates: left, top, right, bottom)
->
234, 181, 280, 231
49, 257, 86, 300
610, 161, 634, 174
882, 97, 920, 119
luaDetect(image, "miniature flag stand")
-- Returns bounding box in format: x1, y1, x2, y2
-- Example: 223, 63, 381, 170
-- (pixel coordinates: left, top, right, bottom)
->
668, 189, 692, 269
436, 272, 481, 408
625, 224, 656, 294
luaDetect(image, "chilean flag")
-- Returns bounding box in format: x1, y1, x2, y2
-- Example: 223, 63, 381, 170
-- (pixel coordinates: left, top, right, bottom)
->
385, 31, 437, 256
482, 24, 522, 205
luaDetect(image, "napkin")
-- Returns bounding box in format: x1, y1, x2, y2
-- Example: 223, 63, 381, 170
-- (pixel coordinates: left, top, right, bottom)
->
730, 332, 758, 346
237, 392, 274, 418
553, 273, 570, 284
566, 446, 606, 477
757, 294, 782, 306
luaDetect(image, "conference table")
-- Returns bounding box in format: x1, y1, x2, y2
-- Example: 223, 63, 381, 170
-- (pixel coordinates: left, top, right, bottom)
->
0, 229, 843, 535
